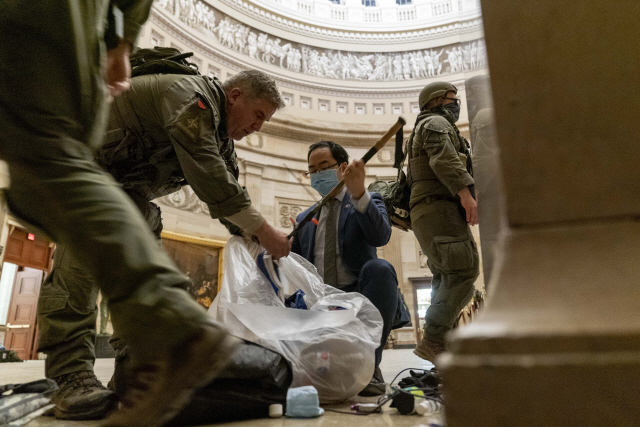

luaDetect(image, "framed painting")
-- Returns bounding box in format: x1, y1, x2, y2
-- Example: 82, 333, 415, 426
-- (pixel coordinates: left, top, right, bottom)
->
161, 231, 226, 309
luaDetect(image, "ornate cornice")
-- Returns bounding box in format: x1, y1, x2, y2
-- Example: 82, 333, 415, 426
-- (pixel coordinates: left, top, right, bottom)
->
261, 116, 406, 146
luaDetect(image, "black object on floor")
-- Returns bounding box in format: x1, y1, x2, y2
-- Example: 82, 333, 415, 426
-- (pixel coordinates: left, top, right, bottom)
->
111, 340, 293, 426
397, 368, 440, 390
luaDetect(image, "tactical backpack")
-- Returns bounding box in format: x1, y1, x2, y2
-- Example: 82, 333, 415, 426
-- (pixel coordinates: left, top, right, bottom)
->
367, 128, 413, 231
129, 46, 200, 77
98, 46, 202, 172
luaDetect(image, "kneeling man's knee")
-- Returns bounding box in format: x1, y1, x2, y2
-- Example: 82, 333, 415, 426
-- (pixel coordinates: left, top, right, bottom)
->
361, 259, 397, 284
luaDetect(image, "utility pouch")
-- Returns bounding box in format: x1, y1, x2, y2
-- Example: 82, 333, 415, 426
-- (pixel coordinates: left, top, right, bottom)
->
433, 235, 475, 272
408, 156, 438, 181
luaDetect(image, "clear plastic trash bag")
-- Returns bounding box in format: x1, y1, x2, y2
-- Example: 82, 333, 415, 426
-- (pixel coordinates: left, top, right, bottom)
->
208, 236, 383, 403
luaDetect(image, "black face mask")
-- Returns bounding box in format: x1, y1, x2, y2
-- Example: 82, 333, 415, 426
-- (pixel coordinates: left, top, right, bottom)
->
443, 102, 461, 122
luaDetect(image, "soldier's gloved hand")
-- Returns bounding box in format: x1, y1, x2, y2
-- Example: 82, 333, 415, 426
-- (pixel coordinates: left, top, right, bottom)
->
458, 187, 478, 226
106, 41, 132, 98
253, 221, 292, 260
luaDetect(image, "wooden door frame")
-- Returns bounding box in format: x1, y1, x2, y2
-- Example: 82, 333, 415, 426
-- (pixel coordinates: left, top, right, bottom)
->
4, 267, 44, 360
410, 276, 433, 344
2, 226, 54, 359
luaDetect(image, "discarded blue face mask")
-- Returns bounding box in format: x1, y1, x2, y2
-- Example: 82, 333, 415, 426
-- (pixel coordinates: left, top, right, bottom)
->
285, 386, 324, 418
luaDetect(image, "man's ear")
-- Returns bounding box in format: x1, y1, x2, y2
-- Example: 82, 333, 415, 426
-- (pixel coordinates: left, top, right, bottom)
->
228, 87, 242, 105
337, 162, 348, 177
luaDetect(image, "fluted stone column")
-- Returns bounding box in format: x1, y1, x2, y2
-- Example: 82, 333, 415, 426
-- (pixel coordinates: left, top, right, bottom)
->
442, 1, 640, 426
243, 161, 264, 213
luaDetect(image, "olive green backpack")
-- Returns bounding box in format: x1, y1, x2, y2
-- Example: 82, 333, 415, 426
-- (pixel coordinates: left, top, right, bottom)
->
130, 46, 200, 77
367, 128, 412, 231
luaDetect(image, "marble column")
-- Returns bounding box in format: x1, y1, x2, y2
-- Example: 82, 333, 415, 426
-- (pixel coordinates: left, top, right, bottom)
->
243, 161, 264, 213
442, 1, 640, 426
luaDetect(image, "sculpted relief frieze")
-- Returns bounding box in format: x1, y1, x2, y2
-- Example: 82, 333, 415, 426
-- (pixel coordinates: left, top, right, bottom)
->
277, 201, 307, 229
376, 148, 393, 164
154, 0, 488, 82
157, 185, 211, 215
245, 133, 265, 149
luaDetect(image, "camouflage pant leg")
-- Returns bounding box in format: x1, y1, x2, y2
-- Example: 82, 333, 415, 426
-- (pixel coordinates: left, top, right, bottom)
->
411, 199, 480, 343
0, 2, 205, 362
5, 152, 205, 362
38, 247, 100, 379
38, 197, 164, 378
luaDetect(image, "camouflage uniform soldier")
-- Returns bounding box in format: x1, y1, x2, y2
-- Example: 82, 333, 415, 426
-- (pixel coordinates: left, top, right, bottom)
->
0, 2, 246, 426
36, 70, 290, 419
410, 82, 480, 364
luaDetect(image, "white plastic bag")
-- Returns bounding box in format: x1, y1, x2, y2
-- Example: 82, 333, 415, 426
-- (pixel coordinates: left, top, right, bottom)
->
209, 236, 383, 403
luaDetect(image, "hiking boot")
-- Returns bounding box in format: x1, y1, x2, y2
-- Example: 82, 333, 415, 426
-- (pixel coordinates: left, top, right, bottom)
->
413, 337, 448, 365
358, 366, 386, 397
51, 370, 118, 420
104, 321, 240, 427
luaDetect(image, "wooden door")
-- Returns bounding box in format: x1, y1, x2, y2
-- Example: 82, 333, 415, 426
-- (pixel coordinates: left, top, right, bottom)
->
4, 267, 44, 360
4, 228, 53, 271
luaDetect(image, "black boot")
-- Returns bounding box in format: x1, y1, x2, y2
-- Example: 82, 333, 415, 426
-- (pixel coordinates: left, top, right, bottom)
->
51, 370, 118, 420
358, 366, 387, 397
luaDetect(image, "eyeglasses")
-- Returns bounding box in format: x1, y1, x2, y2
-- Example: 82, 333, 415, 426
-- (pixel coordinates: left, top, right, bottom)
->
444, 98, 461, 107
305, 163, 339, 177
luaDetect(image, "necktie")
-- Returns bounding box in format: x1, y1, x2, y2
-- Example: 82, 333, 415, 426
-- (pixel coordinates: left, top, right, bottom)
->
323, 199, 338, 287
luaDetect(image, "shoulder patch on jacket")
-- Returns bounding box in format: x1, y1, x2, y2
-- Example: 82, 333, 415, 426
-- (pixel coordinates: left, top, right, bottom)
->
173, 94, 210, 141
423, 115, 453, 134
176, 115, 201, 141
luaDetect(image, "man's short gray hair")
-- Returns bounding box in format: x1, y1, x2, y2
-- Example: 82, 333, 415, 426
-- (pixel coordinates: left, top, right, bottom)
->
222, 70, 285, 109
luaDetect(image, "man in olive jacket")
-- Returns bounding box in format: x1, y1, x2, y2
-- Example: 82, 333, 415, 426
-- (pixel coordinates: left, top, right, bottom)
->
36, 69, 291, 420
410, 81, 480, 364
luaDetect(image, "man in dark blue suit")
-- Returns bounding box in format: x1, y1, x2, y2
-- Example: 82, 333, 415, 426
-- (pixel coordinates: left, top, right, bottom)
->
292, 140, 402, 396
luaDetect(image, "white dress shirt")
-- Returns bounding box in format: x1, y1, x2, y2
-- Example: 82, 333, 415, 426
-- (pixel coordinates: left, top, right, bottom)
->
313, 187, 371, 287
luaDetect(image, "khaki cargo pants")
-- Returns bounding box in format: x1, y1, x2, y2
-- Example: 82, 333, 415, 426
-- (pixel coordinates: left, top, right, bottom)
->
411, 198, 479, 343
0, 1, 206, 370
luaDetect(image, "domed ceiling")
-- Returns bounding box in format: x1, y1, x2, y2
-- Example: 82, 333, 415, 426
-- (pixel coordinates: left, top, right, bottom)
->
154, 0, 486, 88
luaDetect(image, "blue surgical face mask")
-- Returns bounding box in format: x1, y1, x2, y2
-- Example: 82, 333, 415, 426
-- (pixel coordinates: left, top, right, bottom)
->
286, 386, 324, 418
310, 168, 339, 196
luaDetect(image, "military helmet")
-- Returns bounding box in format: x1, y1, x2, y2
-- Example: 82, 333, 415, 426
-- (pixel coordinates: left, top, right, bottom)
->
418, 82, 458, 111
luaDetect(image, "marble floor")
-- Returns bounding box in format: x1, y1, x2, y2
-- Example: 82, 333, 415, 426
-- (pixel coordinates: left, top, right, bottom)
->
1, 349, 442, 427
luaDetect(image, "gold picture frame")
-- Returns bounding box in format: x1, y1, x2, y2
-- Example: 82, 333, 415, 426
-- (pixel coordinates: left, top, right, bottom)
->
160, 230, 227, 303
